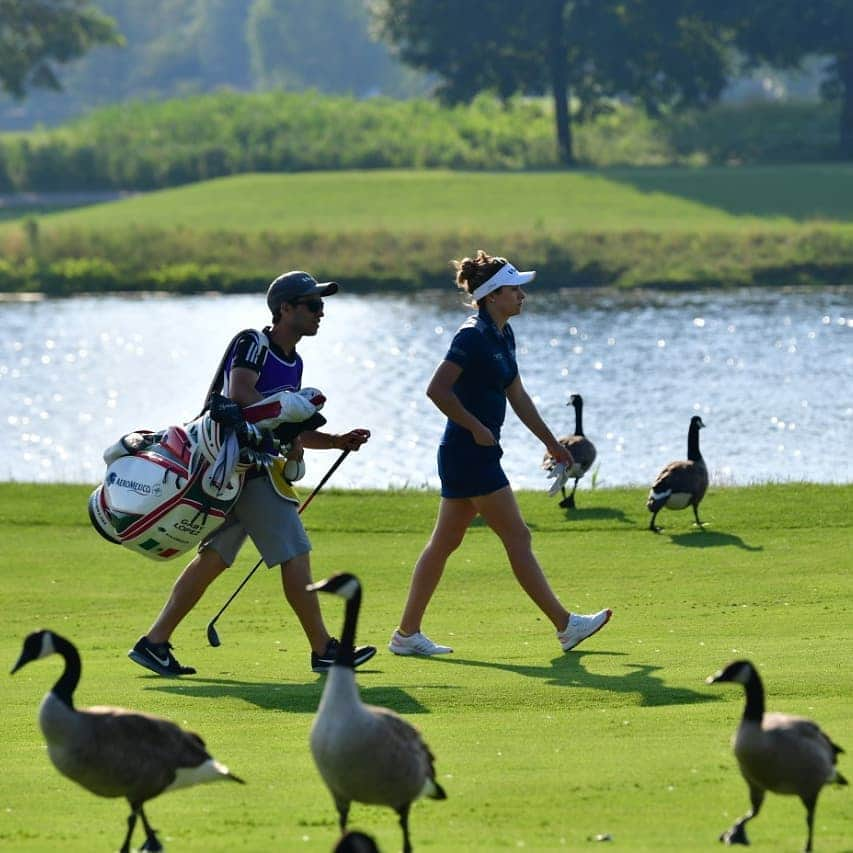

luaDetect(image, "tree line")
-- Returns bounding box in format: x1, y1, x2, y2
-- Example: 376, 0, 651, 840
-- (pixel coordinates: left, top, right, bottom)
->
1, 0, 851, 161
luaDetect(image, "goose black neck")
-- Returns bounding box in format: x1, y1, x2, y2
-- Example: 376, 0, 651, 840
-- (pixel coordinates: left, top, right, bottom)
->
51, 634, 80, 709
741, 669, 765, 723
336, 589, 362, 669
687, 422, 702, 461
574, 400, 584, 436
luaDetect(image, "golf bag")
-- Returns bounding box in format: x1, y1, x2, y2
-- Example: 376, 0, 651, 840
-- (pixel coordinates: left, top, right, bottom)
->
88, 387, 326, 562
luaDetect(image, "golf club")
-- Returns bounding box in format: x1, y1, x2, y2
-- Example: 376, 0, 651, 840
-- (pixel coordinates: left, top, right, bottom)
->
205, 448, 352, 647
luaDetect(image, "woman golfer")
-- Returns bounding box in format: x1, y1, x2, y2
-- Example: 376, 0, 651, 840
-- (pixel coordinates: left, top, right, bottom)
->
389, 250, 612, 657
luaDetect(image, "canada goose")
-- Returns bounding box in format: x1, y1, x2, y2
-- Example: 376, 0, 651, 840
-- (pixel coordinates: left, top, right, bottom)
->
308, 573, 446, 853
11, 629, 244, 853
707, 660, 847, 851
542, 393, 597, 509
646, 414, 708, 532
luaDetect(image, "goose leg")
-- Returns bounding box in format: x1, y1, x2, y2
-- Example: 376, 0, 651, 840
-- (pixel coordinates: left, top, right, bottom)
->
138, 806, 163, 852
720, 785, 764, 846
800, 793, 817, 852
335, 797, 350, 833
649, 509, 662, 533
119, 806, 139, 853
397, 803, 413, 853
559, 479, 579, 509
692, 503, 706, 528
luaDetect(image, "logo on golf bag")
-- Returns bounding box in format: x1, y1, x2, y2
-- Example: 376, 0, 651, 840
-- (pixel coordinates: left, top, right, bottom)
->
88, 386, 326, 562
88, 418, 242, 561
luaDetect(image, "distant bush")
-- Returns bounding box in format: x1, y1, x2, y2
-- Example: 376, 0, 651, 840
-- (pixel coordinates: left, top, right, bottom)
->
2, 224, 851, 295
0, 92, 843, 193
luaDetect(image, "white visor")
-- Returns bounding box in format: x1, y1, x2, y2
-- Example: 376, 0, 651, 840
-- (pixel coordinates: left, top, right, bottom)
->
471, 261, 536, 301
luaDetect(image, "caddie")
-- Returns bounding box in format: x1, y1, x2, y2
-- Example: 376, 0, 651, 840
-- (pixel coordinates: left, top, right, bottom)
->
128, 271, 376, 676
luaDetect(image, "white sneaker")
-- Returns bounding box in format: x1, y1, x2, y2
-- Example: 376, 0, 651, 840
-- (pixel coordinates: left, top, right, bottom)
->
388, 629, 453, 656
557, 609, 612, 652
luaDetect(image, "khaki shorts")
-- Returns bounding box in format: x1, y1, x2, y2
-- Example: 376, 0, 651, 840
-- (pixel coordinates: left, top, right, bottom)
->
200, 475, 311, 567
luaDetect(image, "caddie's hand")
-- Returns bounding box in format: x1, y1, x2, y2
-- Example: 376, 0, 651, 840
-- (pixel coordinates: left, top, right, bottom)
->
334, 429, 371, 451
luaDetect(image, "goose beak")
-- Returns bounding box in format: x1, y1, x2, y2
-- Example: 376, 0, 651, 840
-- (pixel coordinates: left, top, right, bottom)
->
706, 671, 723, 684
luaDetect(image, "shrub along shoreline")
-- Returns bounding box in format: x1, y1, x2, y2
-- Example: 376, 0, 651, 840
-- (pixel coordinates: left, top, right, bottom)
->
2, 225, 853, 295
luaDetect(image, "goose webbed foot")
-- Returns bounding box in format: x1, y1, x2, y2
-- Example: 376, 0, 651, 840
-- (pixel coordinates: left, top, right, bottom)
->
139, 807, 162, 852
719, 823, 749, 845
559, 494, 576, 509
649, 520, 663, 533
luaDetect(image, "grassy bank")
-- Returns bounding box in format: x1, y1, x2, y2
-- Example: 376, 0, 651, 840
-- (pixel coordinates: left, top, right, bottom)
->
2, 167, 853, 294
1, 483, 851, 851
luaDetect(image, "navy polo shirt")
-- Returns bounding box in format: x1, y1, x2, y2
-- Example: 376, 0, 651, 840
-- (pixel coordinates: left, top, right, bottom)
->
441, 307, 518, 446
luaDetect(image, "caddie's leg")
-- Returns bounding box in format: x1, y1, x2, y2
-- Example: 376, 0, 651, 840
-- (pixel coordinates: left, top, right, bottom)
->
147, 549, 228, 644
473, 486, 569, 630
280, 553, 331, 654
398, 497, 477, 635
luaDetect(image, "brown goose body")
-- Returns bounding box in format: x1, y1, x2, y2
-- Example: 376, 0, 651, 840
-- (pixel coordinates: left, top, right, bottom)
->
646, 415, 708, 532
542, 393, 597, 509
707, 660, 847, 851
309, 574, 446, 853
12, 630, 243, 853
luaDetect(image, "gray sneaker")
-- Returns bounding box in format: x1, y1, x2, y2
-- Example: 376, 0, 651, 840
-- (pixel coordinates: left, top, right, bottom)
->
388, 629, 453, 656
557, 609, 612, 652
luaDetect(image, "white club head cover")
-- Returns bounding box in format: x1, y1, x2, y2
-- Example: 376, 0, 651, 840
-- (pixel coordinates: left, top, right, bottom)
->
283, 458, 306, 482
545, 461, 571, 497
243, 388, 325, 429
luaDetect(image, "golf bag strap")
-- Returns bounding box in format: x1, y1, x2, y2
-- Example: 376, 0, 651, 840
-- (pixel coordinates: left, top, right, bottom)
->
197, 328, 269, 418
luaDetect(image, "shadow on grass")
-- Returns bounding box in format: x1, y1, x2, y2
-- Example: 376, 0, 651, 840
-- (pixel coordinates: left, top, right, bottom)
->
560, 506, 635, 524
143, 676, 439, 714
667, 529, 763, 551
430, 650, 717, 707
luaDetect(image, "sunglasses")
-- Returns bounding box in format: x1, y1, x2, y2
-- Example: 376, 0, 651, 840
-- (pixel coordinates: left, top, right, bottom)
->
290, 298, 324, 314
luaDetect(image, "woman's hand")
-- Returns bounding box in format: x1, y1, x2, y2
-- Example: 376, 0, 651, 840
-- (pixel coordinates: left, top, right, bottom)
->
546, 441, 574, 468
471, 423, 497, 447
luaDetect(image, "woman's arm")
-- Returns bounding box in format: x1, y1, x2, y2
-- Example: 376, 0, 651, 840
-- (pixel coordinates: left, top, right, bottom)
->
506, 376, 572, 464
427, 360, 496, 446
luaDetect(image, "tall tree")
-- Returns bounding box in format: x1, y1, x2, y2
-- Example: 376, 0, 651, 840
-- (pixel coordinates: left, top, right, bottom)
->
722, 0, 853, 160
0, 0, 121, 98
247, 0, 420, 97
370, 0, 735, 166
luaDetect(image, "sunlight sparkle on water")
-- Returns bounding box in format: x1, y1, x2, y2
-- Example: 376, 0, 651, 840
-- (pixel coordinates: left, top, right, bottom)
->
0, 288, 851, 487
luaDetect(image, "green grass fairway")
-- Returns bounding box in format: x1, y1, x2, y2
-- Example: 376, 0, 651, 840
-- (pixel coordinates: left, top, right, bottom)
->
22, 165, 853, 235
1, 483, 851, 851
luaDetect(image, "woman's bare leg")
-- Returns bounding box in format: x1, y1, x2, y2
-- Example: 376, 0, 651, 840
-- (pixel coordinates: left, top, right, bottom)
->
473, 486, 569, 630
398, 497, 477, 635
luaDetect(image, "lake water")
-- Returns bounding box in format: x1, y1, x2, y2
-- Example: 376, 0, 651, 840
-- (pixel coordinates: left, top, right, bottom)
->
1, 287, 851, 491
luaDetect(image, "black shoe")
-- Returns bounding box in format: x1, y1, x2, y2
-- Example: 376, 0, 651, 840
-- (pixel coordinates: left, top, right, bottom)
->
128, 636, 197, 677
311, 638, 377, 673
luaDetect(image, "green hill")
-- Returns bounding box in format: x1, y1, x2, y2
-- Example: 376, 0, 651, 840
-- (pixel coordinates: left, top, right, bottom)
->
3, 167, 853, 293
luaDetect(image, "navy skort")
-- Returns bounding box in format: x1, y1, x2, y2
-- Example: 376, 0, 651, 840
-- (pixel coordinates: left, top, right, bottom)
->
438, 442, 509, 499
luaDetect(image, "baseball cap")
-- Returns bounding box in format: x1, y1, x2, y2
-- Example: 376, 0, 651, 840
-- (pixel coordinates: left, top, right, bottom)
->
471, 259, 536, 301
266, 271, 339, 314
